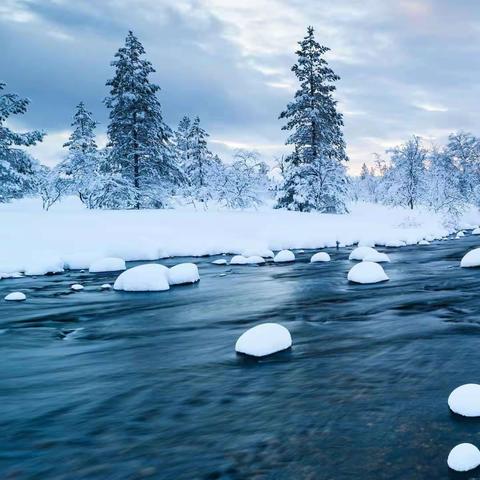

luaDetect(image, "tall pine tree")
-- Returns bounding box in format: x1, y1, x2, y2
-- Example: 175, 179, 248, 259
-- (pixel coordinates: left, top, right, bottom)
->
0, 83, 44, 202
277, 27, 348, 213
104, 31, 181, 209
59, 102, 99, 207
174, 115, 191, 170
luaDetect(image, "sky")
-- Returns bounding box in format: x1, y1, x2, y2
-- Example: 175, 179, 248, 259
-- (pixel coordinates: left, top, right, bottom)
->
2, 0, 480, 174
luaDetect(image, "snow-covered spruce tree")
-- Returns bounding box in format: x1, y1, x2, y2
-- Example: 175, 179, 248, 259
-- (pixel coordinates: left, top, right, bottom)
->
104, 31, 182, 209
425, 146, 464, 217
445, 131, 480, 203
353, 162, 378, 202
277, 26, 349, 213
59, 102, 99, 208
174, 115, 191, 170
384, 136, 427, 209
0, 82, 44, 202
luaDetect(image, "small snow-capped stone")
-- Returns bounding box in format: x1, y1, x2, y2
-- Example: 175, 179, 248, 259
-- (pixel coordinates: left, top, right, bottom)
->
362, 251, 390, 263
114, 264, 169, 292
100, 283, 112, 290
456, 231, 465, 238
473, 227, 480, 235
235, 323, 292, 357
244, 256, 265, 264
230, 255, 248, 265
71, 284, 84, 291
418, 240, 430, 245
448, 384, 480, 417
385, 240, 406, 247
461, 248, 480, 268
4, 291, 26, 301
212, 259, 227, 265
241, 247, 274, 258
274, 250, 295, 263
25, 256, 64, 276
89, 257, 126, 273
348, 261, 389, 284
168, 263, 200, 285
310, 252, 331, 263
349, 246, 377, 261
448, 443, 480, 472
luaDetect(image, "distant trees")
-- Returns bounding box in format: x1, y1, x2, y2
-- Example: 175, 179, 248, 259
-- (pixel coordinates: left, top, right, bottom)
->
0, 83, 44, 202
276, 26, 348, 213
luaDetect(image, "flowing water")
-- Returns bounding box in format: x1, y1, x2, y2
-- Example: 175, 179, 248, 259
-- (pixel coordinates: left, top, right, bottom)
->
2, 237, 480, 479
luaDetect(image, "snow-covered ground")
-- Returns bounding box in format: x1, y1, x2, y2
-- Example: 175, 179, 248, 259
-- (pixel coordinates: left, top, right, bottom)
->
1, 196, 479, 274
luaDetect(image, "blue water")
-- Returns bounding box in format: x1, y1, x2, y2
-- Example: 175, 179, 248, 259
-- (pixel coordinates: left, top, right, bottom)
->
1, 237, 480, 479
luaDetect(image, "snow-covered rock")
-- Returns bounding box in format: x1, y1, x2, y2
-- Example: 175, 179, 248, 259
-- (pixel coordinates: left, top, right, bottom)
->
100, 283, 112, 290
418, 240, 430, 245
4, 291, 26, 301
212, 259, 227, 265
235, 323, 292, 357
113, 264, 170, 292
244, 256, 265, 264
473, 227, 480, 235
349, 246, 377, 261
310, 252, 331, 263
385, 240, 406, 247
274, 250, 295, 263
456, 231, 465, 239
71, 284, 84, 291
448, 384, 480, 417
461, 248, 480, 268
348, 261, 389, 284
24, 256, 64, 276
89, 257, 126, 273
362, 251, 390, 263
230, 255, 248, 265
448, 443, 480, 472
168, 263, 200, 285
241, 247, 274, 258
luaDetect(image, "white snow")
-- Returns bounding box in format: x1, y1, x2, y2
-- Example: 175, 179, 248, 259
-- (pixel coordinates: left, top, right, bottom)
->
244, 256, 265, 264
168, 263, 200, 285
461, 248, 480, 268
473, 228, 480, 235
310, 252, 331, 263
418, 240, 430, 245
212, 259, 227, 265
241, 247, 274, 258
274, 250, 295, 263
1, 197, 478, 275
448, 384, 480, 417
235, 323, 292, 357
349, 246, 377, 261
362, 251, 390, 263
348, 261, 389, 284
4, 291, 26, 301
456, 231, 465, 238
100, 283, 112, 290
24, 256, 64, 276
89, 257, 126, 273
71, 284, 84, 291
447, 443, 480, 472
113, 264, 170, 292
230, 255, 248, 265
385, 240, 406, 247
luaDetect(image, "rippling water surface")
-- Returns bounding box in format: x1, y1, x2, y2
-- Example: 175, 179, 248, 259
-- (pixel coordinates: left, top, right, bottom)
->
2, 237, 480, 479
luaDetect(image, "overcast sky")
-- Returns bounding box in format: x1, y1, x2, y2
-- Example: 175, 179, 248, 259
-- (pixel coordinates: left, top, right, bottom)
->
2, 0, 480, 174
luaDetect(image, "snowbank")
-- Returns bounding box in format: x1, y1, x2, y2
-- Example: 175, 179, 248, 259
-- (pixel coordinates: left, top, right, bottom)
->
24, 256, 64, 276
274, 250, 295, 263
310, 252, 331, 263
114, 264, 170, 292
348, 261, 389, 284
448, 384, 480, 417
89, 257, 126, 273
241, 247, 274, 258
235, 323, 292, 357
461, 248, 480, 268
448, 443, 480, 472
168, 263, 200, 285
4, 292, 26, 301
0, 197, 477, 275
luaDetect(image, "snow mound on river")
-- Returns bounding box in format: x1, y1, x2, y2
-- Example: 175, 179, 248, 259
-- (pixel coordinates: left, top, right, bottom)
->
362, 251, 390, 263
230, 255, 248, 265
114, 264, 170, 292
235, 323, 292, 357
349, 246, 376, 261
212, 259, 227, 265
168, 263, 200, 285
89, 257, 126, 273
448, 443, 480, 472
4, 291, 26, 301
448, 384, 480, 417
274, 250, 295, 263
473, 227, 480, 235
461, 248, 480, 268
348, 261, 389, 284
310, 252, 331, 263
